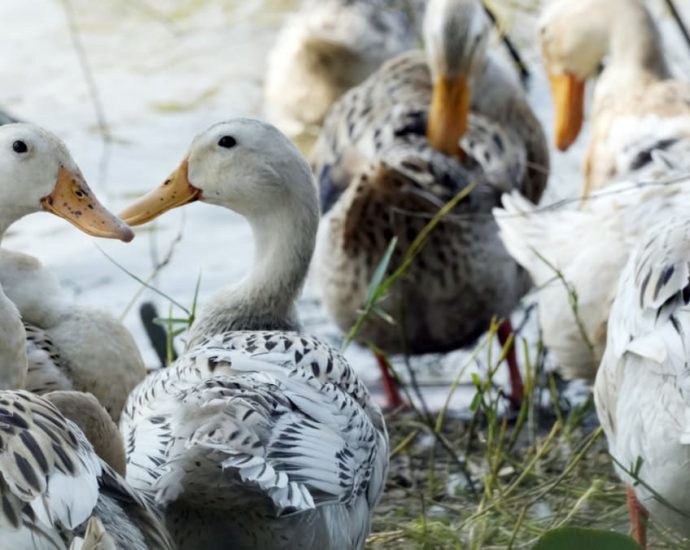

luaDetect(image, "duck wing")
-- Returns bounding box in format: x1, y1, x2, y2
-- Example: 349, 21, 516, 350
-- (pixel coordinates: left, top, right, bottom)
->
121, 332, 388, 516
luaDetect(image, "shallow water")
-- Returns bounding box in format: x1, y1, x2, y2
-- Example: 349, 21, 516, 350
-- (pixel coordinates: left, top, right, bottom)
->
0, 0, 688, 410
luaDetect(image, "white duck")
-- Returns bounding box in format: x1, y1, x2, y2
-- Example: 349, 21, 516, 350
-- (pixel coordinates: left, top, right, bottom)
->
494, 159, 690, 382
264, 0, 423, 137
0, 200, 170, 547
118, 119, 389, 549
540, 0, 690, 198
595, 216, 690, 546
0, 124, 145, 422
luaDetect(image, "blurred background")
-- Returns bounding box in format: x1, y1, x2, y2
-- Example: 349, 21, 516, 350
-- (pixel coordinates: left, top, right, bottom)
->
1, 0, 689, 409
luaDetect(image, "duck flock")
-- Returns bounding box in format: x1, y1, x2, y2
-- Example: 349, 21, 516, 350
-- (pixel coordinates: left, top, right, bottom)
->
0, 0, 689, 547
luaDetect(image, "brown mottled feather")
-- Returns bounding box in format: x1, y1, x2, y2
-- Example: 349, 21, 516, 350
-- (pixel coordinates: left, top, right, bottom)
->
312, 50, 547, 353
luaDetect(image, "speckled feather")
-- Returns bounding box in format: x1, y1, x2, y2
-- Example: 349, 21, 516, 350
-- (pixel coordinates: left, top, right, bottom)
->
312, 50, 546, 353
0, 390, 173, 550
24, 324, 74, 395
312, 50, 547, 209
121, 331, 388, 550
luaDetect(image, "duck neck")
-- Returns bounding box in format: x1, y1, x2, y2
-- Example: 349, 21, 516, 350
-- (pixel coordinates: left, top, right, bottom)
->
189, 194, 318, 344
605, 0, 670, 85
0, 205, 33, 245
0, 285, 27, 389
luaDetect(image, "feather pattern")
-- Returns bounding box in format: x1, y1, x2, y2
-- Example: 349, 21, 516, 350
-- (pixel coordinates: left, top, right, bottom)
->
312, 51, 544, 210
118, 118, 388, 549
0, 390, 173, 550
68, 517, 116, 550
585, 75, 690, 193
311, 46, 547, 354
494, 171, 690, 381
24, 324, 74, 395
121, 331, 388, 549
595, 217, 690, 537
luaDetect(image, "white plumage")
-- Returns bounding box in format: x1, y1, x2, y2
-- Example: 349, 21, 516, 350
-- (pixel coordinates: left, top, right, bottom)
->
0, 123, 172, 549
494, 168, 690, 381
0, 124, 143, 422
595, 216, 690, 537
0, 249, 146, 423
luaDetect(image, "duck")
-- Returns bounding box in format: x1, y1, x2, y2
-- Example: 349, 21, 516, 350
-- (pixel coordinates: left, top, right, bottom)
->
310, 0, 549, 408
0, 124, 172, 549
594, 215, 690, 547
117, 119, 389, 550
0, 123, 146, 422
539, 0, 690, 198
264, 0, 424, 137
494, 154, 690, 382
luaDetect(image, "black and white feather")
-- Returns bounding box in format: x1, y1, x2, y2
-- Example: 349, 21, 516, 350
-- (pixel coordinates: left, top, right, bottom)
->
24, 324, 74, 395
121, 331, 388, 550
0, 390, 173, 550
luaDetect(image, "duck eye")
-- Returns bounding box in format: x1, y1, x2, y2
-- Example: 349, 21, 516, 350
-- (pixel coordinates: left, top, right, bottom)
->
12, 140, 27, 154
218, 136, 237, 149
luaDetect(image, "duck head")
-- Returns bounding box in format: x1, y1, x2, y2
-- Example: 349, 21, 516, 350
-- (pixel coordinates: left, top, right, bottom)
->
539, 0, 610, 151
0, 123, 133, 241
120, 118, 317, 226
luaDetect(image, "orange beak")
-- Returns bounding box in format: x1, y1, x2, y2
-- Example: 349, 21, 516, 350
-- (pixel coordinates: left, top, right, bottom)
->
41, 167, 133, 242
548, 72, 586, 151
119, 159, 201, 226
427, 75, 470, 158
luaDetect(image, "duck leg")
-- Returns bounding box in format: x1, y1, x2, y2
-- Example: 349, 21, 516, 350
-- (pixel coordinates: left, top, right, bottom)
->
497, 319, 524, 407
626, 486, 648, 547
374, 352, 405, 410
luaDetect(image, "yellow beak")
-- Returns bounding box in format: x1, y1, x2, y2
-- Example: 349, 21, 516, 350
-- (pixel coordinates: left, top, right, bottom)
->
427, 75, 470, 158
41, 167, 134, 242
548, 72, 586, 151
119, 160, 201, 226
